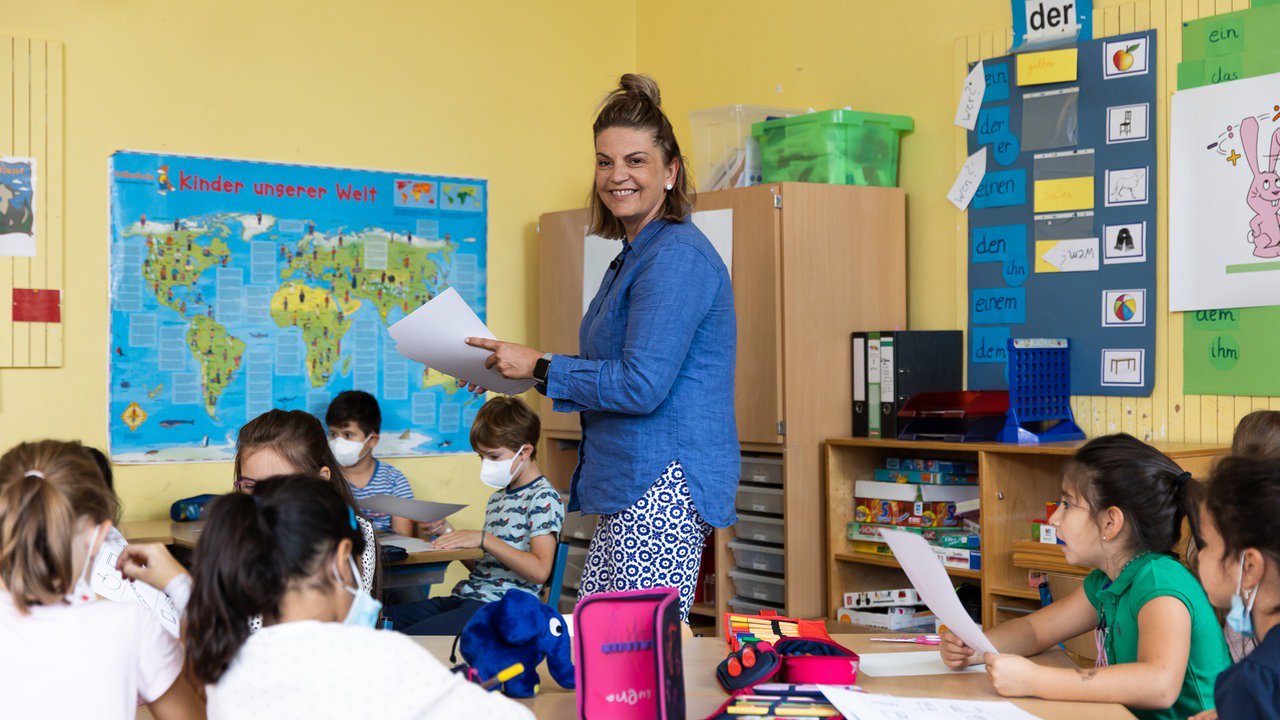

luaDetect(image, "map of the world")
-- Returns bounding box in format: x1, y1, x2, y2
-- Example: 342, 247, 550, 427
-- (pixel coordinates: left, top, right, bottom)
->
108, 152, 487, 462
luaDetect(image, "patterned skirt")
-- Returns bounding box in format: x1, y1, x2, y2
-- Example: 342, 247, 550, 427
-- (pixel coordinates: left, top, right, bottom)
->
577, 461, 712, 622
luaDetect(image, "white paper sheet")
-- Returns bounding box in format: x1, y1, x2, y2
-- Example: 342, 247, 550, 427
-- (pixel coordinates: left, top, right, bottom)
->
949, 148, 988, 211
90, 528, 182, 638
582, 230, 620, 316
881, 530, 998, 655
857, 651, 986, 677
581, 211, 734, 316
691, 208, 733, 277
388, 287, 536, 395
821, 687, 1043, 720
378, 533, 438, 554
358, 494, 466, 525
955, 60, 986, 131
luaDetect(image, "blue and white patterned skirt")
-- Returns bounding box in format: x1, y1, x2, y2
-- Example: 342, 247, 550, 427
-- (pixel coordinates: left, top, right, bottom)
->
577, 461, 712, 623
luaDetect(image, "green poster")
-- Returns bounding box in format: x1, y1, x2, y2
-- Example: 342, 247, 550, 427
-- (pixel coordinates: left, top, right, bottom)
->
1184, 309, 1280, 395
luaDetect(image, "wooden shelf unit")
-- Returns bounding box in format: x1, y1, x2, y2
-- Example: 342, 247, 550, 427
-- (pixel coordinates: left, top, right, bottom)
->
824, 438, 1228, 631
537, 184, 907, 629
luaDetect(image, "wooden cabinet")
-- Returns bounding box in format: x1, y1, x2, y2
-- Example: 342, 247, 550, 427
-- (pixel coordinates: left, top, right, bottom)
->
536, 183, 906, 626
823, 438, 1228, 648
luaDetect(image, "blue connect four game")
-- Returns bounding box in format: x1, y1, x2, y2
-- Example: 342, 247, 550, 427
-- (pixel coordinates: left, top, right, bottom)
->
998, 338, 1085, 444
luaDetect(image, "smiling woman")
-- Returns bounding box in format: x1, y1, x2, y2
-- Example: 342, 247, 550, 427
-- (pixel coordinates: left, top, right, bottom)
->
466, 74, 738, 623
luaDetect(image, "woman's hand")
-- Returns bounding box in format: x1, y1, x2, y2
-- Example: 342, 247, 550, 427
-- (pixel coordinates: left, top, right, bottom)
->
117, 543, 187, 590
940, 629, 981, 669
983, 653, 1040, 697
431, 529, 484, 550
466, 337, 542, 381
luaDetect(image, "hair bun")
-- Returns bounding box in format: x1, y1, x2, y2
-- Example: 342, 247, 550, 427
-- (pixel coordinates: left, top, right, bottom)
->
618, 73, 661, 107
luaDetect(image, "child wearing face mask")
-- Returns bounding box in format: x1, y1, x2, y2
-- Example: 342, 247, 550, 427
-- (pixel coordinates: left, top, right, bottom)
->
326, 390, 415, 536
1189, 456, 1280, 719
0, 440, 204, 719
185, 474, 531, 719
940, 434, 1230, 720
384, 397, 564, 636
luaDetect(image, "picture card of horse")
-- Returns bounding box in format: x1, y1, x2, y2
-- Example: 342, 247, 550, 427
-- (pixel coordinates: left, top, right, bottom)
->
1171, 72, 1280, 311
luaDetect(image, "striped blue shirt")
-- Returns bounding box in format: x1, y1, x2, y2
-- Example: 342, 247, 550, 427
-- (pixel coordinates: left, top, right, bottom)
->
348, 460, 414, 532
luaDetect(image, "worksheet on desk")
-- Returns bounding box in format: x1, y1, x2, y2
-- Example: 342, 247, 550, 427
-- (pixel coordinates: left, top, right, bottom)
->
821, 687, 1043, 720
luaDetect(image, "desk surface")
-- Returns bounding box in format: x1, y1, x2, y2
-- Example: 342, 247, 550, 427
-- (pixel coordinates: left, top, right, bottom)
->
414, 633, 1136, 719
119, 520, 482, 566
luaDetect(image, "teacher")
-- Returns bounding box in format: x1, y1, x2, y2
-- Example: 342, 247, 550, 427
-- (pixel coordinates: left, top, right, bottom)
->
467, 73, 738, 622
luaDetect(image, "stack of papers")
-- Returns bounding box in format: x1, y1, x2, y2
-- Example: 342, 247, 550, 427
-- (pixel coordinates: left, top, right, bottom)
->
821, 687, 1042, 719
388, 287, 535, 395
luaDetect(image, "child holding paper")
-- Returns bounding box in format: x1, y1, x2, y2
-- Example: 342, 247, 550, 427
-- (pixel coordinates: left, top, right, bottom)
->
941, 434, 1230, 720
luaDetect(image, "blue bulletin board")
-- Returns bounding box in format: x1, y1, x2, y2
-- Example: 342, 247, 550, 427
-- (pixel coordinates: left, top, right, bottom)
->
966, 30, 1158, 397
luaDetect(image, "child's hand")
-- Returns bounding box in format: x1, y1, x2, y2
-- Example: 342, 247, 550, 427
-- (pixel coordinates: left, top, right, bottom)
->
983, 653, 1039, 697
940, 629, 980, 668
432, 529, 483, 550
117, 543, 187, 590
1190, 711, 1218, 720
423, 520, 453, 537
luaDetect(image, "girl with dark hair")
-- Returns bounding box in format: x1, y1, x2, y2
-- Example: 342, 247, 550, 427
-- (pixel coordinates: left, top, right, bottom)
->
1191, 456, 1280, 719
940, 434, 1230, 720
186, 475, 529, 719
0, 440, 203, 719
459, 73, 738, 624
234, 409, 379, 613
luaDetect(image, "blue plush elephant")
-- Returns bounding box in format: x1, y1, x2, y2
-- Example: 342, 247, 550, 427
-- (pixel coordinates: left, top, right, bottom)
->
459, 589, 575, 698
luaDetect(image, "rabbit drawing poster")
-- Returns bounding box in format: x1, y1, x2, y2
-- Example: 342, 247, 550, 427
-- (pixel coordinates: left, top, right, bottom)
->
1172, 72, 1280, 311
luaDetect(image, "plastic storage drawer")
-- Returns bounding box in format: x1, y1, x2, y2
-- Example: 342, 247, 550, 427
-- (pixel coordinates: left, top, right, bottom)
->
560, 511, 599, 542
740, 455, 783, 486
735, 513, 785, 546
729, 596, 785, 614
736, 484, 784, 515
729, 539, 785, 575
729, 569, 786, 606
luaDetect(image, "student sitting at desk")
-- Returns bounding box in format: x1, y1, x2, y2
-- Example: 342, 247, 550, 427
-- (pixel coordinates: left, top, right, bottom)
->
326, 390, 416, 536
185, 474, 531, 720
384, 397, 563, 635
0, 440, 203, 720
1190, 456, 1280, 720
941, 434, 1230, 720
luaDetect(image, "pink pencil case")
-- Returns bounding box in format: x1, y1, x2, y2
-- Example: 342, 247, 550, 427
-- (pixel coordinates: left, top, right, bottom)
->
574, 587, 685, 719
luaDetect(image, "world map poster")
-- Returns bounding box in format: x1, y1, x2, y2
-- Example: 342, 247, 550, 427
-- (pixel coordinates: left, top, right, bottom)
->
108, 152, 487, 463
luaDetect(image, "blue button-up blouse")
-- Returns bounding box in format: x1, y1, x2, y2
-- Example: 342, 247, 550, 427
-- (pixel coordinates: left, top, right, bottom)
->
544, 217, 739, 528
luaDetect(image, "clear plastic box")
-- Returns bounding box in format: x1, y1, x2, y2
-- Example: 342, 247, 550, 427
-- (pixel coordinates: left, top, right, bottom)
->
741, 454, 783, 486
729, 569, 787, 605
734, 512, 785, 546
736, 484, 785, 516
561, 511, 598, 542
729, 595, 785, 614
729, 539, 786, 575
689, 105, 800, 192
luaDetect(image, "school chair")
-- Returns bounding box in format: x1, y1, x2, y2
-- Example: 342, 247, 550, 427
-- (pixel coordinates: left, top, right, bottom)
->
543, 538, 570, 606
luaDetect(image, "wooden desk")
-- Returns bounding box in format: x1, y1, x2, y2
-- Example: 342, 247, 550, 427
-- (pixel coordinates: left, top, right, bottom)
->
413, 633, 1136, 719
119, 520, 482, 566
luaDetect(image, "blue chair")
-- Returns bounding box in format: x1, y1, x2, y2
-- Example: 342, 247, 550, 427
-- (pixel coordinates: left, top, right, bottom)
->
543, 539, 570, 606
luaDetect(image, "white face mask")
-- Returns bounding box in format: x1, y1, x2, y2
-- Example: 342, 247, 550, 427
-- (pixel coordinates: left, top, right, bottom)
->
329, 437, 369, 468
479, 446, 528, 490
70, 523, 105, 604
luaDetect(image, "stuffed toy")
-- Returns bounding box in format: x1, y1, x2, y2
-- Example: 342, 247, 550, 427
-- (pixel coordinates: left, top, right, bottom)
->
459, 589, 575, 698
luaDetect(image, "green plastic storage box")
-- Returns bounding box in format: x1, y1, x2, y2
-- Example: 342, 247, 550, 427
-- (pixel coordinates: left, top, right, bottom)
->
752, 109, 914, 187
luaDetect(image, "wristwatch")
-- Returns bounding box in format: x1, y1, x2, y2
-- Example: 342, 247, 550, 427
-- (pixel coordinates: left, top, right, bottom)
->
533, 352, 553, 389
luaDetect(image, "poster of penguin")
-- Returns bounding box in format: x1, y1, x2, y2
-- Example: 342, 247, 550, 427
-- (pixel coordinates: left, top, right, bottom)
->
1171, 71, 1280, 311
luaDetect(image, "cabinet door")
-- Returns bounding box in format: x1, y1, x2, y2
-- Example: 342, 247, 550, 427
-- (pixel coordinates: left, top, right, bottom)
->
537, 207, 591, 435
697, 186, 785, 446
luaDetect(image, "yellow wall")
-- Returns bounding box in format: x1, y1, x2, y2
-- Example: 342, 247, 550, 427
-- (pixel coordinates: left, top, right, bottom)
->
637, 0, 1012, 332
0, 0, 635, 545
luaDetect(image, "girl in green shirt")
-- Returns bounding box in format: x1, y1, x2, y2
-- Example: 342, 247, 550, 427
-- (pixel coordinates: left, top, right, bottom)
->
941, 434, 1231, 720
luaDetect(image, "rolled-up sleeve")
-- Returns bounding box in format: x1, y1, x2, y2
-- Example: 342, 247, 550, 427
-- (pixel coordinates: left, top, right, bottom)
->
546, 244, 719, 415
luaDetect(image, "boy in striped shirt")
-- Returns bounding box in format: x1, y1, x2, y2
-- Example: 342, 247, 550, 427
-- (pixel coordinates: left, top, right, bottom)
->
326, 390, 415, 535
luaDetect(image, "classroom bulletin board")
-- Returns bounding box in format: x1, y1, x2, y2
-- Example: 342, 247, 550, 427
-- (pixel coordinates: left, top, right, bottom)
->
957, 0, 1280, 446
965, 29, 1159, 397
